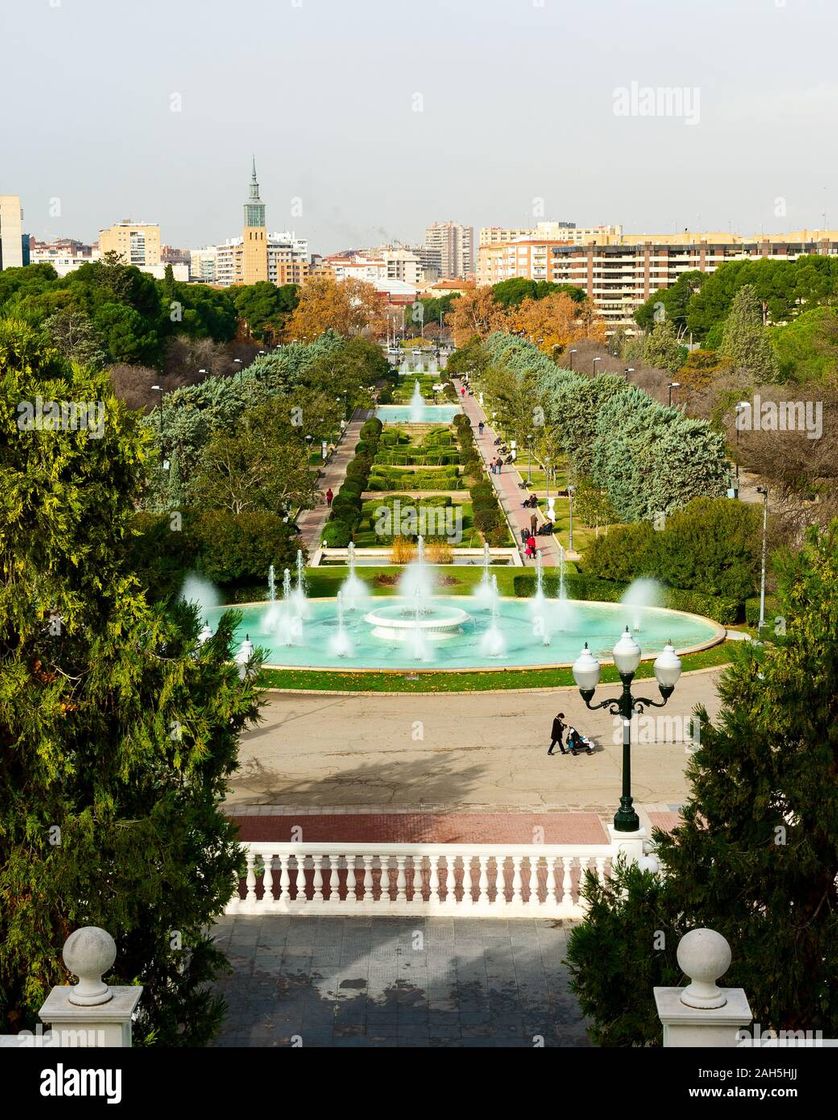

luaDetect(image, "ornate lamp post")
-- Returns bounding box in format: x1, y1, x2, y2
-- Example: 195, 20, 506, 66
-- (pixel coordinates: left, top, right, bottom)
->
572, 630, 682, 832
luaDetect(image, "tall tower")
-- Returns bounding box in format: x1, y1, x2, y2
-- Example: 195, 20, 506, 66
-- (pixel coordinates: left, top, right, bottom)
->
241, 156, 268, 284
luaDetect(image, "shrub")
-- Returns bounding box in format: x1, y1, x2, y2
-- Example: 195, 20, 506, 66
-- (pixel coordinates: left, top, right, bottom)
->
127, 511, 198, 601
321, 519, 352, 547
192, 510, 298, 585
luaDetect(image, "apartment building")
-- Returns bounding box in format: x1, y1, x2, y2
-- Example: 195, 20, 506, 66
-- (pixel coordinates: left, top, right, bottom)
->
423, 221, 474, 278
29, 237, 94, 277
0, 195, 25, 270
98, 220, 162, 267
479, 228, 838, 324
479, 221, 622, 247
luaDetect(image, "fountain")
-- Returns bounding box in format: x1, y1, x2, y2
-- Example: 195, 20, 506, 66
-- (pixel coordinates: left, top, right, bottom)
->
368, 536, 470, 640
340, 541, 369, 611
263, 564, 283, 633
480, 576, 507, 658
179, 574, 220, 616
621, 578, 663, 632
530, 550, 546, 617
409, 380, 424, 424
472, 542, 498, 609
329, 591, 354, 658
554, 543, 576, 632
292, 550, 309, 618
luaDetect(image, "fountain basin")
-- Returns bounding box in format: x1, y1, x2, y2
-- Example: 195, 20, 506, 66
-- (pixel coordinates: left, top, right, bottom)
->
364, 603, 470, 642
375, 404, 461, 424
204, 597, 725, 672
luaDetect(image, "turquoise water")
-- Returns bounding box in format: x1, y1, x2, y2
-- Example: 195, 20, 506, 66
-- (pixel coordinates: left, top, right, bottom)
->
376, 404, 461, 424
202, 596, 721, 671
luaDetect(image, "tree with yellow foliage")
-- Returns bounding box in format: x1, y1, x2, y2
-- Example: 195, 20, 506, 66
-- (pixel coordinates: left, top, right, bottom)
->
448, 283, 509, 346
284, 274, 386, 341
507, 292, 606, 355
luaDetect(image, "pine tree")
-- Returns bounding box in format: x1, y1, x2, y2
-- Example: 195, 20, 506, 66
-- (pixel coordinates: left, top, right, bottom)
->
0, 319, 262, 1044
720, 283, 781, 381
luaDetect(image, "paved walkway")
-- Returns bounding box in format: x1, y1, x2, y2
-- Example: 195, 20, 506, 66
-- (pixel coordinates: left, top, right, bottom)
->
451, 378, 561, 567
225, 670, 722, 821
212, 916, 589, 1047
296, 413, 367, 553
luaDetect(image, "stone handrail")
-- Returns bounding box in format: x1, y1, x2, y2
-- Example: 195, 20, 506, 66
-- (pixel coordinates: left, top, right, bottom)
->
227, 841, 614, 918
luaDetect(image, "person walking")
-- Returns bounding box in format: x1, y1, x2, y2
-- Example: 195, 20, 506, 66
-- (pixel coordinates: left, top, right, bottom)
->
325, 487, 334, 507
478, 420, 484, 436
529, 511, 538, 536
548, 712, 568, 755
525, 534, 537, 559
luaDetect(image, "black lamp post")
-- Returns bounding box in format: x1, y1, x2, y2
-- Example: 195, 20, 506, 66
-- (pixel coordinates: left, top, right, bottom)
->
624, 367, 634, 382
572, 630, 682, 832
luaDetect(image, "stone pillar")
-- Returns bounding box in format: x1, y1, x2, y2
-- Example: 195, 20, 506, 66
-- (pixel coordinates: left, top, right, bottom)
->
608, 825, 647, 865
654, 928, 752, 1047
38, 927, 143, 1048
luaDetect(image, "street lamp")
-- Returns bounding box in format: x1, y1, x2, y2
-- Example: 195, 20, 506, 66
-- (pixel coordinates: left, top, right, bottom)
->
567, 484, 576, 551
668, 381, 681, 407
233, 357, 243, 381
569, 348, 577, 371
755, 486, 769, 630
624, 367, 635, 382
734, 400, 750, 487
592, 357, 601, 375
573, 631, 682, 832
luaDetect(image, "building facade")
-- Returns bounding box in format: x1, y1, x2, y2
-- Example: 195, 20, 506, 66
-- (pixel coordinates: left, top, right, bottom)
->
0, 195, 25, 270
479, 221, 622, 247
423, 221, 474, 279
241, 158, 268, 284
479, 228, 838, 324
98, 221, 161, 267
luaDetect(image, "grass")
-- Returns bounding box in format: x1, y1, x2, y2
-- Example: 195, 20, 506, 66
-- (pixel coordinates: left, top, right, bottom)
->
257, 642, 734, 693
305, 564, 520, 597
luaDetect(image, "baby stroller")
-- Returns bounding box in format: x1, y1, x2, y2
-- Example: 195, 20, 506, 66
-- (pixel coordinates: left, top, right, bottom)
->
566, 727, 595, 756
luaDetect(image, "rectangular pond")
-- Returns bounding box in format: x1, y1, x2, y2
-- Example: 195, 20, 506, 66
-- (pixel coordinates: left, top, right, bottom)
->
376, 404, 461, 424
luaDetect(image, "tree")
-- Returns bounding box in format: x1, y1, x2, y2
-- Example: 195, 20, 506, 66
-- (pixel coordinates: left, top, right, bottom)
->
447, 283, 509, 345
234, 282, 298, 344
0, 319, 261, 1044
770, 305, 838, 383
284, 274, 385, 341
188, 401, 320, 515
720, 284, 781, 381
507, 292, 605, 354
42, 307, 106, 370
568, 521, 838, 1042
643, 319, 685, 374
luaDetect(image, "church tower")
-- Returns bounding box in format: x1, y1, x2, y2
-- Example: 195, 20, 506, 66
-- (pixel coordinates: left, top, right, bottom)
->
241, 156, 268, 284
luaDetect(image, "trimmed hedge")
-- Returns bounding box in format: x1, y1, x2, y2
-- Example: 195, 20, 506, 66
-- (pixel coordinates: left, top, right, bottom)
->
325, 419, 383, 542
512, 573, 738, 625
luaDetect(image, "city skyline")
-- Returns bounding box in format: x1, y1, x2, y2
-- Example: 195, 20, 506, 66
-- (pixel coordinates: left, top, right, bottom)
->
4, 0, 838, 253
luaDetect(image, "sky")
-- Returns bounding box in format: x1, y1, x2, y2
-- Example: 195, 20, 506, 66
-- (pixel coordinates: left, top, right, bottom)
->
3, 0, 838, 254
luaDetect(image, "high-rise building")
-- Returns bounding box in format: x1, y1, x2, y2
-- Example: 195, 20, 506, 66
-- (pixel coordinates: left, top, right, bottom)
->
98, 220, 161, 267
479, 222, 622, 247
241, 157, 268, 285
0, 195, 25, 270
423, 221, 474, 279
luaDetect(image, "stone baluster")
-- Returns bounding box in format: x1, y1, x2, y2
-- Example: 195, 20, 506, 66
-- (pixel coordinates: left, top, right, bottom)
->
362, 855, 373, 902
327, 856, 338, 902
295, 854, 307, 903
510, 856, 523, 905
527, 856, 538, 904
263, 853, 275, 904
411, 856, 423, 903
560, 856, 573, 909
312, 855, 324, 902
478, 855, 489, 907
345, 855, 357, 902
495, 856, 506, 904
429, 854, 440, 904
595, 856, 607, 885
279, 856, 291, 906
395, 856, 407, 902
229, 870, 241, 913
245, 852, 257, 909
379, 855, 390, 902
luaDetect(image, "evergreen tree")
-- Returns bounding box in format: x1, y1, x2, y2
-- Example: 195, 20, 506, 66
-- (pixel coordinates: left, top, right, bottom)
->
567, 521, 838, 1041
720, 284, 781, 381
643, 318, 685, 374
0, 319, 262, 1044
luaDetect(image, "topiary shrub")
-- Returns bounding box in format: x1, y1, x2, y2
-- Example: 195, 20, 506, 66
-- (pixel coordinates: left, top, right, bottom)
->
321, 520, 352, 547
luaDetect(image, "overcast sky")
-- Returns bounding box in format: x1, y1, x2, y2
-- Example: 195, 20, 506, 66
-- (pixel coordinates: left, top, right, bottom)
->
3, 0, 838, 253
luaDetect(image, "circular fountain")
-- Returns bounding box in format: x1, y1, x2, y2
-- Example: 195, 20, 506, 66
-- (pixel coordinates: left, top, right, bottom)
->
364, 602, 471, 642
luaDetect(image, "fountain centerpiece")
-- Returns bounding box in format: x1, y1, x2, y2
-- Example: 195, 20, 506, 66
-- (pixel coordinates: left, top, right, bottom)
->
340, 542, 368, 611
366, 535, 469, 641
409, 379, 425, 424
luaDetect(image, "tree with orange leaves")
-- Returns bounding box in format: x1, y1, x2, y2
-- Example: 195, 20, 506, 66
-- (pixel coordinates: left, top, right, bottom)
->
448, 283, 509, 346
507, 292, 606, 355
284, 274, 386, 341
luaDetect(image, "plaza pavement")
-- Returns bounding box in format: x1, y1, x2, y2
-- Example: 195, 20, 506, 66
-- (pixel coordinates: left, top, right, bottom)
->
226, 668, 723, 832
212, 915, 588, 1048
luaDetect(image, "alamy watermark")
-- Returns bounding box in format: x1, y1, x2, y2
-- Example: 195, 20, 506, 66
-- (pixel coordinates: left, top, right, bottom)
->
736, 395, 822, 440
17, 397, 105, 440
613, 713, 701, 752
613, 81, 701, 126
374, 499, 463, 544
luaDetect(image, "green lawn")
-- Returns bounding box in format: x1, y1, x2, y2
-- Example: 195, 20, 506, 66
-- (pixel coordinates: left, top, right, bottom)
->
258, 641, 734, 693
305, 564, 520, 598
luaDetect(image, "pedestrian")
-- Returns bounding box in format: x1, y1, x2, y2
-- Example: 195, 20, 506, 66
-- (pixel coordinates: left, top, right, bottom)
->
525, 534, 537, 559
548, 712, 568, 756
496, 457, 502, 475
530, 512, 538, 535
460, 385, 466, 398
325, 487, 333, 507
478, 420, 484, 436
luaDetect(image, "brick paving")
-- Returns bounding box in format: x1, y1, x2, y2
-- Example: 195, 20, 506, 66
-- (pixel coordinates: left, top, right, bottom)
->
232, 811, 608, 845
451, 377, 561, 567
212, 915, 590, 1048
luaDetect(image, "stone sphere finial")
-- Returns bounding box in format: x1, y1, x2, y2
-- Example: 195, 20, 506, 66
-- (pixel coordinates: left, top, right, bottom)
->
677, 928, 731, 1009
63, 927, 116, 1006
